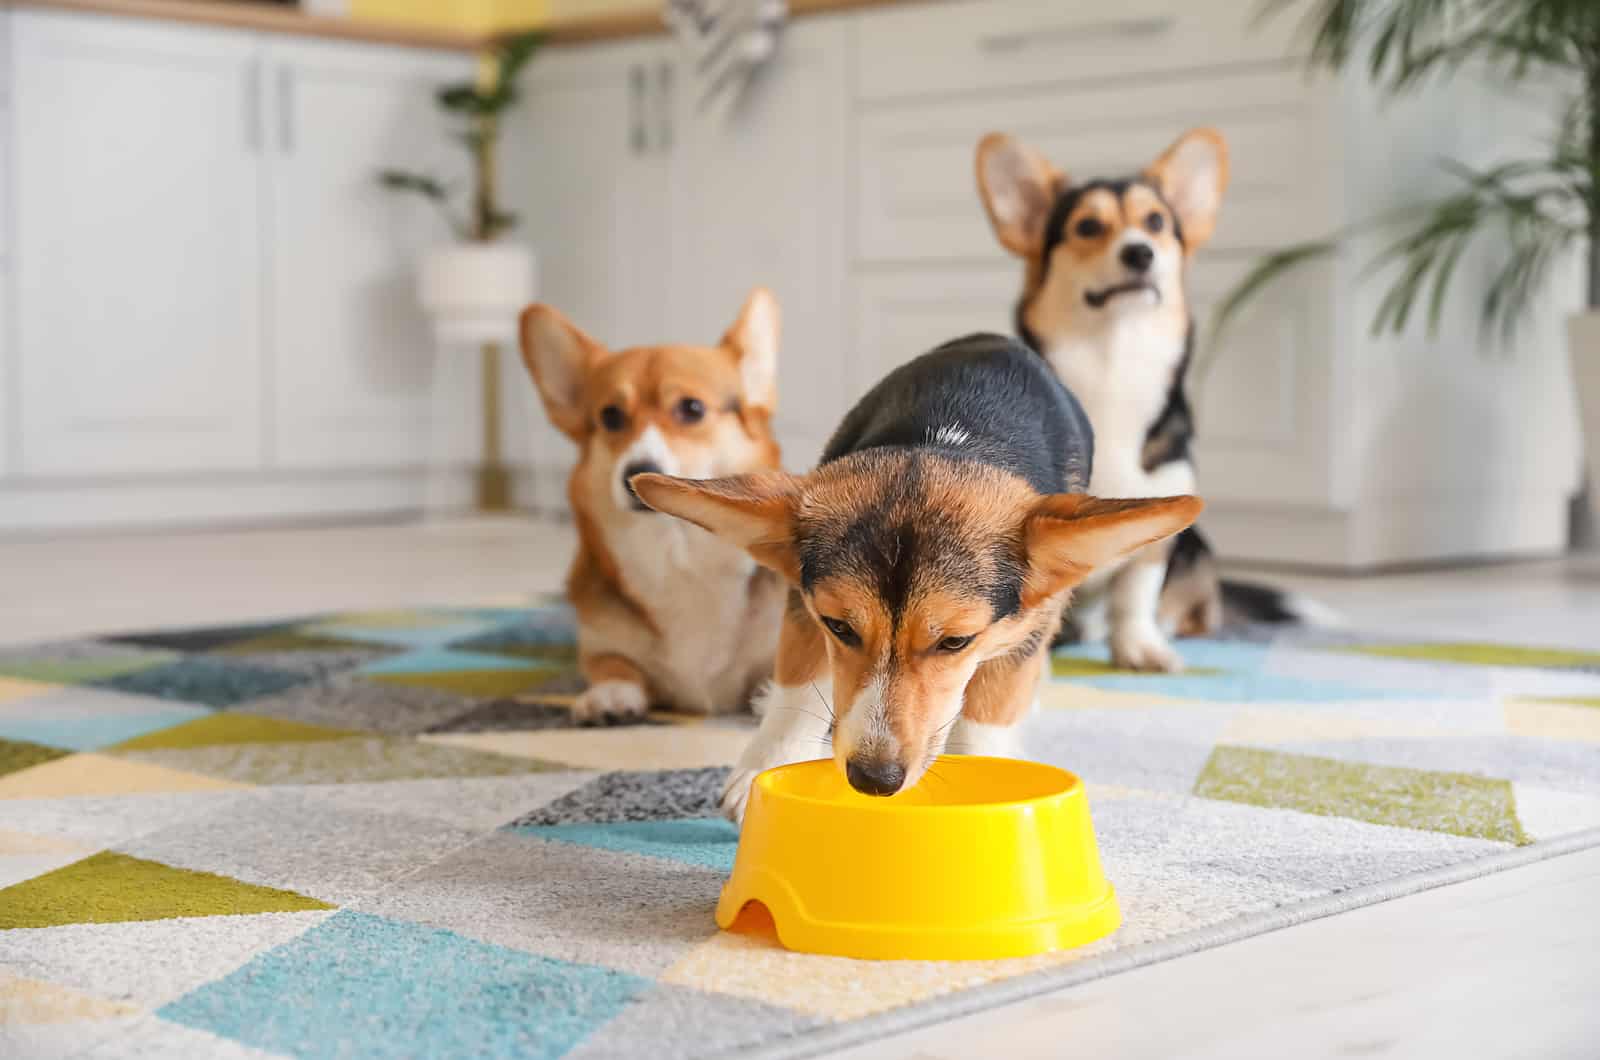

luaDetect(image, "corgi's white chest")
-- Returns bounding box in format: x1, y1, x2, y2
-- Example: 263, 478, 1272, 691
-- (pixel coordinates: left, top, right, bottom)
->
607, 516, 771, 711
1045, 320, 1195, 501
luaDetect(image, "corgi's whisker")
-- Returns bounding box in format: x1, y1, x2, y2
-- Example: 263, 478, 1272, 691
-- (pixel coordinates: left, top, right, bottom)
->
808, 682, 836, 724
780, 706, 833, 730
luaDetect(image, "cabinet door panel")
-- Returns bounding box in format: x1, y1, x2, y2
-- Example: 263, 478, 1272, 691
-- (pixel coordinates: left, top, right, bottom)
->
855, 0, 1304, 104
15, 13, 263, 476
857, 68, 1336, 266
669, 19, 851, 470
855, 262, 1335, 509
501, 39, 673, 476
265, 39, 469, 469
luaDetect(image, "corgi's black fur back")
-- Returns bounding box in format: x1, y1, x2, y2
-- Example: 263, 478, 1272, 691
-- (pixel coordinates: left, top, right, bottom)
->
822, 333, 1092, 495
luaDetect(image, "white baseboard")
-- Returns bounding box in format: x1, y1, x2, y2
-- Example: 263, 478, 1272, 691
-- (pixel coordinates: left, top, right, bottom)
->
0, 467, 495, 535
1204, 491, 1572, 570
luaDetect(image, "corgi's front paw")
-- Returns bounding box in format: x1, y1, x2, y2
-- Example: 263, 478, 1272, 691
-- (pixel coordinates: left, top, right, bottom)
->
720, 767, 759, 825
573, 680, 650, 725
1110, 627, 1184, 673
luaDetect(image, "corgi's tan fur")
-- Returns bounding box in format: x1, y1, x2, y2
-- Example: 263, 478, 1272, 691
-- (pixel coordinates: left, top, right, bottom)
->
518, 289, 786, 722
977, 128, 1230, 672
633, 335, 1201, 821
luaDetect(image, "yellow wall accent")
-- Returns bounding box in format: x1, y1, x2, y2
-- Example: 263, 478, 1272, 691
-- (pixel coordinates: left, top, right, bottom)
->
544, 0, 653, 16
348, 0, 550, 34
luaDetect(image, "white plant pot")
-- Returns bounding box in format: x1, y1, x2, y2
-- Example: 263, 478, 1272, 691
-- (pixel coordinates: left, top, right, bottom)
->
417, 242, 537, 346
1571, 311, 1600, 526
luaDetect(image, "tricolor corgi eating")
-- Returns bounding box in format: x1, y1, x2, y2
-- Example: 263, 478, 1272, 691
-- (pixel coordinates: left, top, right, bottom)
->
976, 127, 1318, 670
634, 334, 1200, 821
518, 288, 786, 722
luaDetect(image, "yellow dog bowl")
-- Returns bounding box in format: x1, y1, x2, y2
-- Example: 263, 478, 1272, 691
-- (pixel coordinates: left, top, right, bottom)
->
715, 755, 1119, 960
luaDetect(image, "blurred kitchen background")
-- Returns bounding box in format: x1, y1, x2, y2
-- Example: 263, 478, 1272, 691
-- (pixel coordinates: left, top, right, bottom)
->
0, 0, 1595, 582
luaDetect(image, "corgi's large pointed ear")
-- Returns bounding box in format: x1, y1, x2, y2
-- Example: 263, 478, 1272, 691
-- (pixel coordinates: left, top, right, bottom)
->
630, 470, 802, 580
722, 286, 780, 413
1144, 128, 1229, 253
519, 304, 608, 440
976, 133, 1066, 258
1022, 494, 1204, 607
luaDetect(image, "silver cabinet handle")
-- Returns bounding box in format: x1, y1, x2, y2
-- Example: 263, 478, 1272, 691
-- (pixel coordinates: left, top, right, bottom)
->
278, 67, 295, 153
628, 63, 648, 154
654, 60, 673, 153
243, 58, 263, 153
978, 15, 1175, 54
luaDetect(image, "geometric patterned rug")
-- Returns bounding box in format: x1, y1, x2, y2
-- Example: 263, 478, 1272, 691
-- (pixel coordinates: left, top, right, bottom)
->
2, 603, 1599, 1059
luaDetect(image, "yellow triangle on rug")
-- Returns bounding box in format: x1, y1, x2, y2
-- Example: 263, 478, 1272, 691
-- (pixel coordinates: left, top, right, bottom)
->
0, 754, 248, 800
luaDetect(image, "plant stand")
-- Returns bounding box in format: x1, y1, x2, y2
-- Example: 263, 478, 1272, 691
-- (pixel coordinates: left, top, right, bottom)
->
417, 243, 536, 514
1571, 312, 1600, 543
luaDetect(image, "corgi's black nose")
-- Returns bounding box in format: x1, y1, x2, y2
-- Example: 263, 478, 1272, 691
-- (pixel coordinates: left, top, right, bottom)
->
622, 461, 662, 506
846, 758, 906, 797
1120, 243, 1154, 273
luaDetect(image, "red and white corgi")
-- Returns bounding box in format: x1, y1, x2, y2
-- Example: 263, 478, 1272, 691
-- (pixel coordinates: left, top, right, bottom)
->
635, 334, 1200, 821
977, 128, 1253, 672
518, 288, 786, 722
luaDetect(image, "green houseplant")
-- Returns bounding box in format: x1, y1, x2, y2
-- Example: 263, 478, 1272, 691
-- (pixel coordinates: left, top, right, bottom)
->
378, 30, 543, 512
1216, 0, 1600, 533
378, 30, 543, 243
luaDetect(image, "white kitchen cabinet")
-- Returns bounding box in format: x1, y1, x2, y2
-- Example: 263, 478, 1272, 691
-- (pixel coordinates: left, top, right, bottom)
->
510, 38, 676, 350
851, 259, 1336, 510
0, 8, 12, 479
501, 36, 676, 480
855, 67, 1337, 265
0, 0, 1578, 562
853, 0, 1303, 104
3, 10, 490, 529
263, 38, 469, 470
13, 12, 265, 476
666, 17, 852, 469
504, 22, 852, 475
847, 0, 1577, 567
852, 269, 1015, 402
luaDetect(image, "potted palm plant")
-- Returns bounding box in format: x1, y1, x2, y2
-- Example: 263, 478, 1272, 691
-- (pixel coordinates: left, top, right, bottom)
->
380, 30, 543, 344
1218, 0, 1600, 535
379, 30, 542, 511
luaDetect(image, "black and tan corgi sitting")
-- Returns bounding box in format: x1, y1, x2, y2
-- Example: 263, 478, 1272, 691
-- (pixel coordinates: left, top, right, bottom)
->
518, 288, 787, 722
634, 334, 1200, 821
976, 128, 1322, 671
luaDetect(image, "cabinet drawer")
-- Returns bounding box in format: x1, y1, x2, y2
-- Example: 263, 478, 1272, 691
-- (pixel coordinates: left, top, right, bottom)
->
0, 99, 8, 262
856, 68, 1336, 264
853, 258, 1336, 509
855, 0, 1303, 104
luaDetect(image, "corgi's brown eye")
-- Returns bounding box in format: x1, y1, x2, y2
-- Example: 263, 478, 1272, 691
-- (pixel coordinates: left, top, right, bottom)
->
599, 405, 626, 432
820, 617, 860, 648
675, 397, 705, 424
1074, 217, 1105, 239
937, 634, 976, 654
1146, 212, 1165, 234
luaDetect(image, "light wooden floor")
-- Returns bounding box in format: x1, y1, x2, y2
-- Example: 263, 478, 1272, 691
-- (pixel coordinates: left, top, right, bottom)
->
3, 517, 1597, 1059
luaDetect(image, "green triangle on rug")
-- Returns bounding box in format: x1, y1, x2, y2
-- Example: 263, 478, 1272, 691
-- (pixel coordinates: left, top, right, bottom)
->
1336, 642, 1600, 669
1531, 695, 1600, 710
0, 736, 71, 779
210, 631, 389, 656
1195, 745, 1531, 845
110, 713, 362, 752
0, 851, 333, 928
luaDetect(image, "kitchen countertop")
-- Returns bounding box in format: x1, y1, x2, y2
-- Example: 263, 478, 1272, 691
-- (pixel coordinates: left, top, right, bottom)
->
9, 0, 927, 50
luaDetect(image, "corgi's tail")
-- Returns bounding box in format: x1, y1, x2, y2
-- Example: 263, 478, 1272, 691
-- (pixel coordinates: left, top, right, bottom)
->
1219, 579, 1344, 628
1168, 526, 1342, 631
